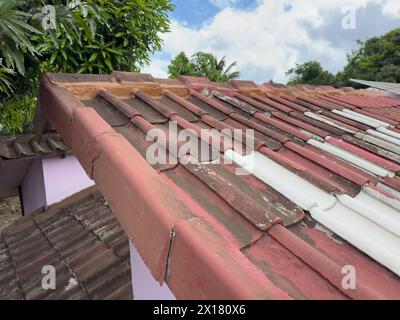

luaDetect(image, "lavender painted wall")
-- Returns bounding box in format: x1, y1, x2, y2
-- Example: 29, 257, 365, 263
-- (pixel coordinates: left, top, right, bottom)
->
21, 159, 47, 214
42, 155, 94, 206
21, 155, 94, 215
129, 241, 176, 300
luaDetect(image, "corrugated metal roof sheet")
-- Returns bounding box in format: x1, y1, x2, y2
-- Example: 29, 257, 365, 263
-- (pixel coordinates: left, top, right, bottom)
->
0, 187, 132, 300
350, 79, 400, 96
35, 72, 400, 299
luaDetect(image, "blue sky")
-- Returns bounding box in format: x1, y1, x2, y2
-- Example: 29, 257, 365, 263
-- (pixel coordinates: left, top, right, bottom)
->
143, 0, 400, 84
170, 0, 258, 26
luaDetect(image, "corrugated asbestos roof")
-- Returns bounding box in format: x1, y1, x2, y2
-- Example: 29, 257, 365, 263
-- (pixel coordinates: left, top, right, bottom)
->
350, 79, 400, 96
0, 187, 132, 300
0, 133, 68, 161
35, 72, 400, 299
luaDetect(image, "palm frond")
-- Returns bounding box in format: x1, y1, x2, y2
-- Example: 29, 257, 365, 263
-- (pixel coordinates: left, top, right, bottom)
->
0, 61, 15, 96
223, 60, 237, 75
220, 59, 239, 81
216, 56, 226, 71
0, 0, 40, 75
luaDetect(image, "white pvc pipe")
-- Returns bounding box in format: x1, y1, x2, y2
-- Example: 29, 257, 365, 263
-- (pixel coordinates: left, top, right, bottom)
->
377, 183, 400, 200
337, 192, 400, 237
377, 127, 400, 140
364, 185, 400, 212
366, 129, 400, 146
225, 149, 400, 277
305, 112, 356, 134
310, 206, 400, 277
332, 110, 381, 128
308, 139, 395, 178
224, 150, 336, 211
343, 109, 391, 128
355, 132, 400, 155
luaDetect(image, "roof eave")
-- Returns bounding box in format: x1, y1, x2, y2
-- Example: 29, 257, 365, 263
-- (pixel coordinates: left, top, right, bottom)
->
38, 77, 291, 300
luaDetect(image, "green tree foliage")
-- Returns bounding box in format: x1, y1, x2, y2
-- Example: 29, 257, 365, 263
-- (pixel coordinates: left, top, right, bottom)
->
0, 0, 174, 134
0, 0, 41, 133
167, 52, 193, 79
336, 28, 400, 87
286, 61, 336, 86
28, 0, 174, 74
0, 0, 40, 77
288, 28, 400, 88
168, 51, 240, 82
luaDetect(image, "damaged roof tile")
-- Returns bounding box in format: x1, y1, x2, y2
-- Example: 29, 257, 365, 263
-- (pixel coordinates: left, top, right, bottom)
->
34, 72, 400, 300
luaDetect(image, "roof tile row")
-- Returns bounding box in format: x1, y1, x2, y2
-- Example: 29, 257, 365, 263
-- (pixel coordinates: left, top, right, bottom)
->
0, 133, 68, 160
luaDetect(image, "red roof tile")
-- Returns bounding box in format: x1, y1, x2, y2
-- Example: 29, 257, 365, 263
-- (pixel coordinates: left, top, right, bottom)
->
0, 133, 68, 160
35, 72, 400, 299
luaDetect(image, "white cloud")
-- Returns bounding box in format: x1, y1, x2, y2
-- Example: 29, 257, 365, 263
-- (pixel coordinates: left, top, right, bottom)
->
141, 58, 169, 79
382, 0, 400, 18
146, 0, 400, 83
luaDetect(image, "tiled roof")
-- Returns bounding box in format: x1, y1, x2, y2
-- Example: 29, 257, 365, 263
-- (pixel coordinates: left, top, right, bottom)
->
35, 72, 400, 299
0, 187, 132, 300
0, 133, 68, 161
